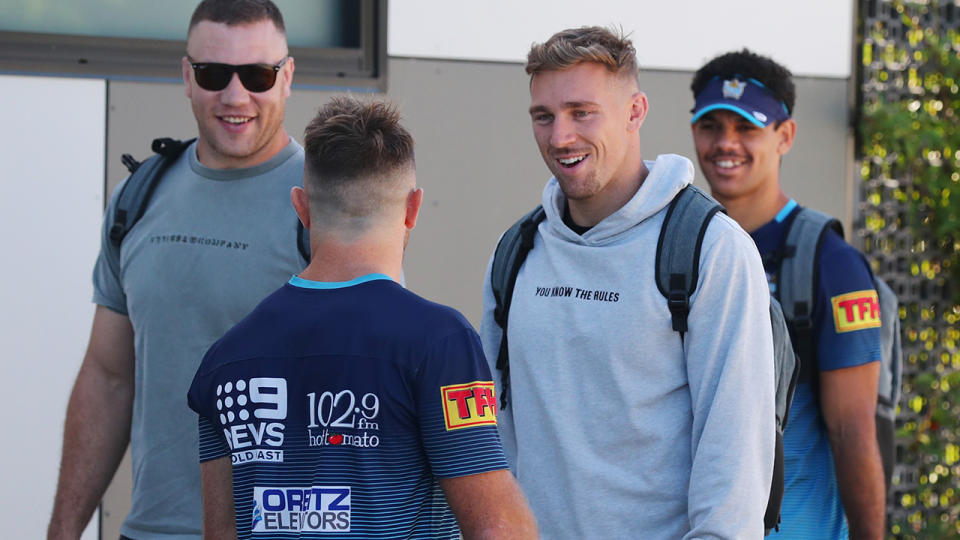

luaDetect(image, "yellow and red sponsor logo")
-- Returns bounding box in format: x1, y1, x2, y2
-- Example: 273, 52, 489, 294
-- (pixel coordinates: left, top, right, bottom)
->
440, 381, 497, 431
831, 290, 882, 333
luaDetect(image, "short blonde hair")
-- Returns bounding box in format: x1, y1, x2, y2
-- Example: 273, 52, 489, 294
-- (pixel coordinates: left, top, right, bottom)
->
526, 26, 637, 80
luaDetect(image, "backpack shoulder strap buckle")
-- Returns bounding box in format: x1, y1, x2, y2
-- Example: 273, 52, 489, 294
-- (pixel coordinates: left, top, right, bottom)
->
666, 289, 690, 333
655, 185, 723, 335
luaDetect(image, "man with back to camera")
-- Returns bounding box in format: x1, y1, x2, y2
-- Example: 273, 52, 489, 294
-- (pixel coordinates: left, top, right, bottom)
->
689, 49, 885, 539
47, 1, 307, 538
478, 26, 776, 538
187, 95, 539, 540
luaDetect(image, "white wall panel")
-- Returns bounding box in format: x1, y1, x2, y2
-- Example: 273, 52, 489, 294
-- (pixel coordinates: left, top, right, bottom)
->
0, 74, 103, 540
389, 0, 854, 78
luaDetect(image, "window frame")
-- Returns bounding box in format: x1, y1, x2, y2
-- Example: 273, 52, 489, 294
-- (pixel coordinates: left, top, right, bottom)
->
0, 0, 385, 90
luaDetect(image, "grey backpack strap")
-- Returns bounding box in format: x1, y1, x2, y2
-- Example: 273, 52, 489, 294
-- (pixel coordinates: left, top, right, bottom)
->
766, 295, 800, 535
491, 205, 546, 409
874, 276, 902, 415
769, 297, 800, 431
655, 184, 723, 336
779, 207, 842, 379
872, 275, 902, 488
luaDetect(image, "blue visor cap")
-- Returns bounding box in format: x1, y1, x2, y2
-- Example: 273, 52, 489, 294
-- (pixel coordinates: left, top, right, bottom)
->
691, 77, 790, 128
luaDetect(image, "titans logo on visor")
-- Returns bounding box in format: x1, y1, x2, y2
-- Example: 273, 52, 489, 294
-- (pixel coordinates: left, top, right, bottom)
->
722, 78, 745, 100
691, 76, 790, 128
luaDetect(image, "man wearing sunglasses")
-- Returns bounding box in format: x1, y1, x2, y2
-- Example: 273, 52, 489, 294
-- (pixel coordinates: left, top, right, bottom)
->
48, 2, 306, 539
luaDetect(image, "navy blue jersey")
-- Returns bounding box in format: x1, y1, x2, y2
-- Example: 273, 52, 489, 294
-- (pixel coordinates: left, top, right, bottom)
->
753, 202, 882, 539
188, 274, 508, 539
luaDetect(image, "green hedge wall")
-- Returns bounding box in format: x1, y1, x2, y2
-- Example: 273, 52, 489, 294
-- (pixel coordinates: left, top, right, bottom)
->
858, 0, 960, 537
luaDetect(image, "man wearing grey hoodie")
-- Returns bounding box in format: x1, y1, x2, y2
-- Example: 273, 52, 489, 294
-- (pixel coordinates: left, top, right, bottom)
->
479, 26, 776, 539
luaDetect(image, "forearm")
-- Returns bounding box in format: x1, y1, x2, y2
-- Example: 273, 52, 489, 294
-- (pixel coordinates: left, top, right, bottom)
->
685, 236, 775, 537
441, 470, 538, 540
459, 490, 538, 540
820, 360, 884, 539
685, 367, 774, 539
460, 511, 538, 540
48, 361, 134, 539
830, 426, 886, 539
201, 457, 236, 540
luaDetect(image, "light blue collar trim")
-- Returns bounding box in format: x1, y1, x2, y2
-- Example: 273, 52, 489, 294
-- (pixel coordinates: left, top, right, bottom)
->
775, 199, 798, 223
288, 273, 393, 290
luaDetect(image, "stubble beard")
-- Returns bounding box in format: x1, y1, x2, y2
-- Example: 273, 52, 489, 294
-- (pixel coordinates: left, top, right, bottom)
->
195, 103, 285, 166
556, 168, 602, 202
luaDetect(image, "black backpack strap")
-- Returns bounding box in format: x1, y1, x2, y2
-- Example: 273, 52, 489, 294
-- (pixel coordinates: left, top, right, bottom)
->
111, 137, 195, 247
779, 207, 842, 381
655, 185, 723, 338
490, 205, 546, 410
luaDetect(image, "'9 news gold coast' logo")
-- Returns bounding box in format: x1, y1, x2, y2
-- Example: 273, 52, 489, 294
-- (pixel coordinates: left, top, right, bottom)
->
440, 381, 497, 431
831, 290, 882, 333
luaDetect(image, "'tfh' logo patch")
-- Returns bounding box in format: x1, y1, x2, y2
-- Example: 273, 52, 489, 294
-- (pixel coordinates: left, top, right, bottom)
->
831, 290, 882, 332
252, 486, 350, 533
440, 381, 497, 431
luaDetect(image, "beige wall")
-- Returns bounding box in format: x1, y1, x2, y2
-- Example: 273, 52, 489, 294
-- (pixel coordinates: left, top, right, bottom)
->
100, 56, 852, 537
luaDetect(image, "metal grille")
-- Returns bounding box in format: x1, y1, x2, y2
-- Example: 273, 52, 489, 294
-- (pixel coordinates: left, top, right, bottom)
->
859, 0, 960, 536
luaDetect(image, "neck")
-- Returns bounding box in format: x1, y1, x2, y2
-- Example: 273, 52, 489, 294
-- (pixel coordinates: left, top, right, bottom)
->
196, 130, 290, 170
716, 186, 790, 233
568, 158, 649, 227
297, 230, 404, 284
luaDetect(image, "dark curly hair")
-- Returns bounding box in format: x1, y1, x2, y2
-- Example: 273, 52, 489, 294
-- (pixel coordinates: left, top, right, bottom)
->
691, 49, 795, 115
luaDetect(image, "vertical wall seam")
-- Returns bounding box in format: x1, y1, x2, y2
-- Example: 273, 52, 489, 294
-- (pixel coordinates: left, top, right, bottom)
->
103, 79, 110, 212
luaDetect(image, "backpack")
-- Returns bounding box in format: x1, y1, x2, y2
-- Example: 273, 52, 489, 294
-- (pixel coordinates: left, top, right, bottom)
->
777, 207, 902, 489
113, 137, 310, 262
490, 184, 799, 535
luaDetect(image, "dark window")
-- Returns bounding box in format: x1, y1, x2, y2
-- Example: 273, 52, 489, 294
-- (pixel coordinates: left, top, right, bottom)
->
0, 0, 385, 89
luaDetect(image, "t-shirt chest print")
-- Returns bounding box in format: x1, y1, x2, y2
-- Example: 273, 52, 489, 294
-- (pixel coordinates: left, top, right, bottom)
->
534, 284, 620, 303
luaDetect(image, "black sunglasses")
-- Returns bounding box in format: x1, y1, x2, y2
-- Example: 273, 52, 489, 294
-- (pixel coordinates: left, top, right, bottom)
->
189, 56, 289, 93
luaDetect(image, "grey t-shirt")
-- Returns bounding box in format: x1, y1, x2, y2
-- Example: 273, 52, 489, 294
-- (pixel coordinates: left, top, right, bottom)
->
92, 139, 306, 539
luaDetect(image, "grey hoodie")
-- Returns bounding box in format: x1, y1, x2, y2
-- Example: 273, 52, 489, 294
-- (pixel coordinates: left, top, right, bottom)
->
480, 154, 775, 539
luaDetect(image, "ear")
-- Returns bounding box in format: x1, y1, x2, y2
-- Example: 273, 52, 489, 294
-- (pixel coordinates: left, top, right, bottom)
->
291, 186, 311, 230
627, 91, 649, 131
775, 118, 797, 156
405, 188, 423, 230
182, 56, 193, 99
281, 56, 295, 99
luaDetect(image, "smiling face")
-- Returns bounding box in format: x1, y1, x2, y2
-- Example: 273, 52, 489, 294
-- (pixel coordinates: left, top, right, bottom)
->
529, 62, 647, 224
183, 19, 294, 169
691, 109, 795, 205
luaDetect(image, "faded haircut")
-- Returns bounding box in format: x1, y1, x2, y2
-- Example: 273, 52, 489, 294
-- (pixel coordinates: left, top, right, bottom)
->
303, 96, 415, 228
188, 0, 285, 34
526, 26, 638, 81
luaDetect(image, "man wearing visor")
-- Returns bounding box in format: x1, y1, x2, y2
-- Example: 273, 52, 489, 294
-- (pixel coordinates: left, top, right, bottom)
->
690, 50, 885, 539
48, 1, 307, 539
